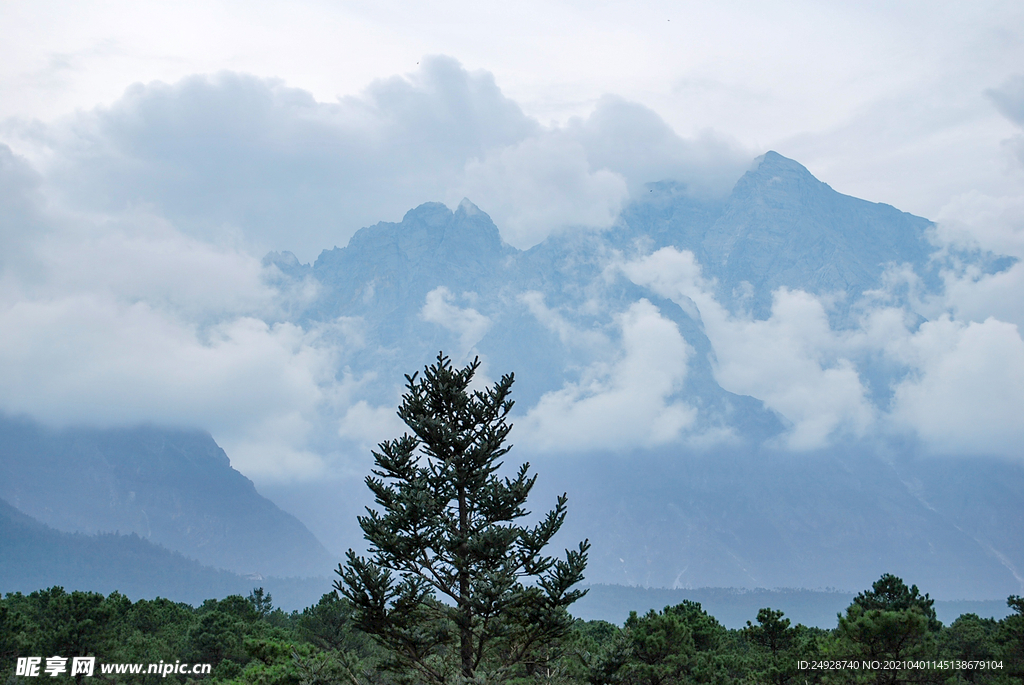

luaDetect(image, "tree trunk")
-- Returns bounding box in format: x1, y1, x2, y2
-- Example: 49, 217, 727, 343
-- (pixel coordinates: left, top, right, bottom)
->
458, 482, 473, 679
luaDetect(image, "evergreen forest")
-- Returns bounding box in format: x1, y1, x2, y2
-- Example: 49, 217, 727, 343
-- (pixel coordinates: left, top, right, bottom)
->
1, 578, 1022, 685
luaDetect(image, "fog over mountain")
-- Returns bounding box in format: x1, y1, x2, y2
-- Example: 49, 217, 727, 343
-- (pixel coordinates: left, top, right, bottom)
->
0, 497, 328, 610
255, 151, 1024, 599
1, 59, 1023, 602
0, 417, 335, 578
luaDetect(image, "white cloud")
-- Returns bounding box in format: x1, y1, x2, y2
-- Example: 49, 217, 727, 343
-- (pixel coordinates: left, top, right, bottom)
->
0, 66, 752, 472
0, 144, 353, 480
5, 57, 750, 258
34, 209, 278, 318
988, 74, 1024, 167
933, 191, 1024, 260
891, 316, 1024, 455
4, 1, 1023, 233
520, 299, 696, 452
421, 286, 492, 359
708, 288, 874, 450
0, 145, 48, 276
0, 295, 339, 477
623, 245, 1024, 457
519, 290, 611, 354
928, 192, 1024, 329
454, 134, 629, 248
452, 96, 750, 247
337, 400, 406, 453
565, 95, 750, 199
624, 247, 875, 450
1, 45, 1021, 477
10, 58, 537, 260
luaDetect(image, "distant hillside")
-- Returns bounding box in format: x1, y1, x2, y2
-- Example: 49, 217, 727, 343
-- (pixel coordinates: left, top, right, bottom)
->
0, 498, 328, 610
0, 416, 337, 578
3, 491, 1011, 625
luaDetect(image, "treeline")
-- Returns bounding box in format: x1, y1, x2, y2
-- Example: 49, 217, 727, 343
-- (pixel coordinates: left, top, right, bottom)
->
1, 574, 1022, 685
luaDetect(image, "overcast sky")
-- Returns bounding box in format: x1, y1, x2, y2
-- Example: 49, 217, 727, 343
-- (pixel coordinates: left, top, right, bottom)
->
2, 0, 1023, 479
3, 1, 1023, 228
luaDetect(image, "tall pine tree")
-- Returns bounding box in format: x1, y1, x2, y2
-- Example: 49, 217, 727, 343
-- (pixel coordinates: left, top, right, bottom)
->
336, 354, 589, 685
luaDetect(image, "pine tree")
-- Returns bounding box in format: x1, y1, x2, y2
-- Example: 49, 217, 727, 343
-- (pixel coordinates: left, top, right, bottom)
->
335, 354, 589, 685
833, 575, 941, 685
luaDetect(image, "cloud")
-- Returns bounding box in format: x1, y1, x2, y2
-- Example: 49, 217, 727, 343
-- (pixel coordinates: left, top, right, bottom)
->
623, 246, 1024, 457
6, 54, 1020, 475
929, 192, 1024, 330
0, 294, 339, 476
934, 191, 1024, 259
421, 286, 492, 359
13, 57, 535, 260
623, 248, 875, 450
337, 400, 406, 454
0, 143, 354, 480
565, 95, 750, 199
7, 57, 749, 258
707, 288, 875, 450
987, 74, 1024, 167
0, 60, 749, 481
455, 134, 629, 247
520, 299, 696, 452
519, 291, 611, 354
452, 96, 749, 247
890, 316, 1024, 455
0, 144, 47, 273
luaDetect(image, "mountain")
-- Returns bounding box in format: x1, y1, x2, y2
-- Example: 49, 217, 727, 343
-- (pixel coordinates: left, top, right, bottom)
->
531, 445, 1024, 599
0, 498, 327, 610
270, 152, 966, 412
4, 152, 1020, 604
258, 151, 1023, 601
612, 151, 941, 320
0, 416, 337, 579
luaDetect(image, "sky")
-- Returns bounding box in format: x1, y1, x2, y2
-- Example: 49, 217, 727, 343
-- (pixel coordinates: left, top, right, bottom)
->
1, 0, 1023, 480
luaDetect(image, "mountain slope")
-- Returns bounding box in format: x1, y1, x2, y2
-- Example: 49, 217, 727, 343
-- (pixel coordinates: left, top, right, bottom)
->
0, 498, 327, 609
533, 446, 1024, 599
0, 416, 337, 578
700, 151, 937, 318
612, 151, 939, 319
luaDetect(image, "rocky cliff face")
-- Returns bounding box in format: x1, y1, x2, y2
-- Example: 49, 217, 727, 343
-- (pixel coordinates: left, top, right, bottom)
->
683, 151, 936, 318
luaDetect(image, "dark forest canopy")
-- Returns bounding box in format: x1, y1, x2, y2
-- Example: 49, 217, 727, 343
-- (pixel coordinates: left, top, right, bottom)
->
1, 578, 1022, 685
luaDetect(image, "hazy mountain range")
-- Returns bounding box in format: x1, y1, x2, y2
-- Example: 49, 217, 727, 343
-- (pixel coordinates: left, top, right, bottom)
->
0, 417, 334, 578
3, 151, 1021, 609
0, 497, 326, 609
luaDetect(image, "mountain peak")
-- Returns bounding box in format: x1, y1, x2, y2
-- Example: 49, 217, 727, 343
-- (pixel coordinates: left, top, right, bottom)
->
698, 151, 934, 319
744, 150, 822, 187
402, 201, 453, 227
724, 151, 832, 214
457, 197, 483, 216
757, 149, 807, 169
